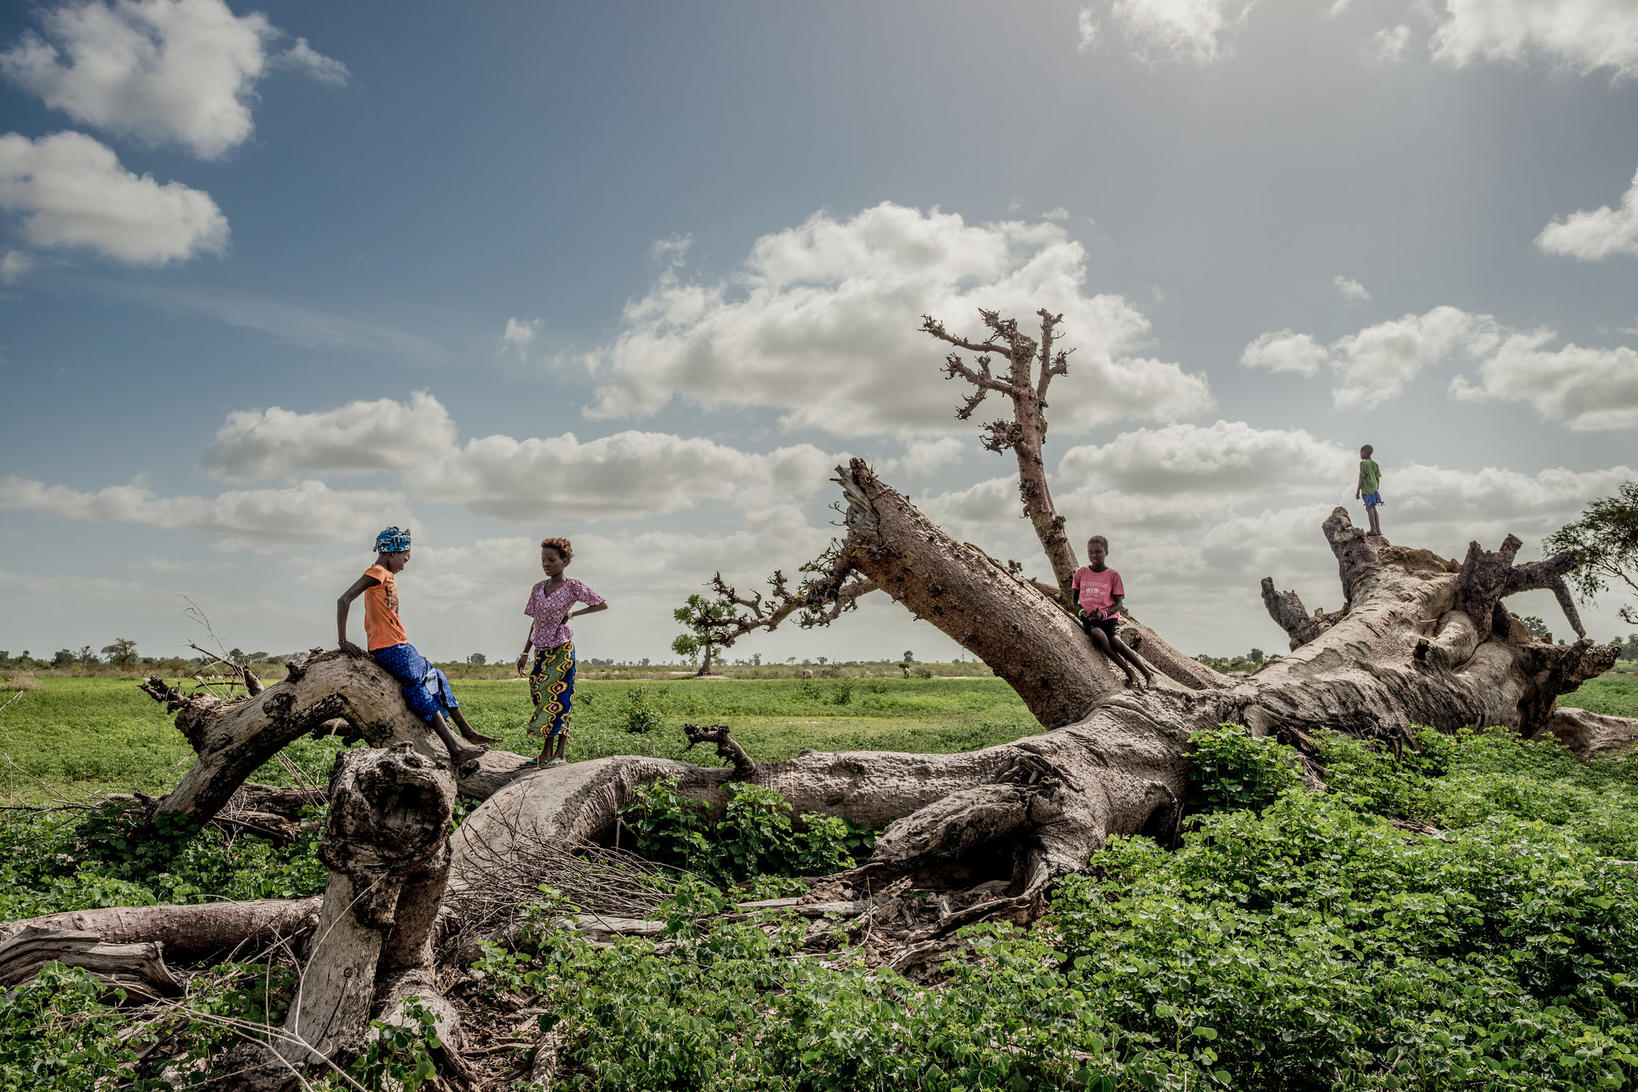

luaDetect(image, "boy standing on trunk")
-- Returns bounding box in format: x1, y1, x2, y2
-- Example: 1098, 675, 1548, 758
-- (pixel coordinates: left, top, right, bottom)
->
1356, 444, 1384, 538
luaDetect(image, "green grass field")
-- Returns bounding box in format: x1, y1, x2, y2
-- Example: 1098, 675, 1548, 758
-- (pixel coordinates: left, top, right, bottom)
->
0, 674, 1042, 804
2, 668, 1635, 805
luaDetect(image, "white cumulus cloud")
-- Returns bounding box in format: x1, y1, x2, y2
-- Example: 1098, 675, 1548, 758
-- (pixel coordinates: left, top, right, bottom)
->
204, 391, 459, 481
1238, 329, 1329, 376
0, 249, 32, 283
273, 36, 348, 85
1334, 274, 1372, 302
1077, 8, 1100, 53
418, 431, 836, 521
0, 130, 228, 264
1107, 0, 1255, 64
1059, 421, 1351, 499
500, 317, 541, 361
1244, 306, 1638, 424
1, 0, 346, 159
585, 202, 1213, 438
1429, 0, 1638, 81
1536, 167, 1638, 260
881, 436, 967, 478
1242, 306, 1501, 410
1369, 24, 1411, 66
0, 475, 405, 550
199, 392, 840, 522
1449, 332, 1638, 431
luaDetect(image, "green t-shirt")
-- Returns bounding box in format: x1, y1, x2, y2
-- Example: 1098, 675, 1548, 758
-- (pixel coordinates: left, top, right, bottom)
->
1359, 458, 1381, 494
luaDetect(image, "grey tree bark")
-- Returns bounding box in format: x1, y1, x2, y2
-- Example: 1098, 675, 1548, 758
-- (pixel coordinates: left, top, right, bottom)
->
235, 743, 460, 1091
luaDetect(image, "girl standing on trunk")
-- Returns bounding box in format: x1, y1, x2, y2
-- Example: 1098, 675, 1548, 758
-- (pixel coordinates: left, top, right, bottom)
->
516, 537, 608, 767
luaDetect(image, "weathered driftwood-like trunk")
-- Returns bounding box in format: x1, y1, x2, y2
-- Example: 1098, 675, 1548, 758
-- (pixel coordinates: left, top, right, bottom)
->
0, 926, 181, 1001
445, 462, 1622, 914
238, 743, 458, 1090
140, 653, 464, 829
0, 898, 322, 954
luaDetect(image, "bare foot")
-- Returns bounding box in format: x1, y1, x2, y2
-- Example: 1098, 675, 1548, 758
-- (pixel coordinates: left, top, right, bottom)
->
450, 744, 487, 766
463, 731, 502, 745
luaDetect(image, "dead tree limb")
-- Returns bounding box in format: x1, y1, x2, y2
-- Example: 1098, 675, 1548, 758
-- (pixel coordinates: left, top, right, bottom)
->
682, 723, 757, 779
0, 898, 322, 954
922, 307, 1077, 598
0, 926, 182, 1001
137, 652, 471, 830
1260, 577, 1342, 650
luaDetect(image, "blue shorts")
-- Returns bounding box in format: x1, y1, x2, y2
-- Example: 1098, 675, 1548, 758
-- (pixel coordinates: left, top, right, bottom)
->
1362, 491, 1382, 508
371, 642, 459, 723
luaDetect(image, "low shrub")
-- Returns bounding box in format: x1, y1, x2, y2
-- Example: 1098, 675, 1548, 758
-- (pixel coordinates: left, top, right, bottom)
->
618, 778, 870, 884
619, 686, 660, 734
1186, 723, 1303, 815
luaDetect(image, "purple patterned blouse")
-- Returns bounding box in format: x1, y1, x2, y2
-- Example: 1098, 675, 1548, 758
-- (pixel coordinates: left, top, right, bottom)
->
524, 577, 604, 650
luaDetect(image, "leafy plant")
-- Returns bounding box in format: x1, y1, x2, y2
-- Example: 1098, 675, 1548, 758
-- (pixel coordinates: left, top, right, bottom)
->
0, 963, 149, 1092
618, 778, 865, 884
341, 1001, 444, 1091
1186, 723, 1302, 815
619, 685, 660, 734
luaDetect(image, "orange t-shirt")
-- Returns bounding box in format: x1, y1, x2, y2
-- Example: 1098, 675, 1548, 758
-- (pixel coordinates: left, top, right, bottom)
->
362, 564, 408, 650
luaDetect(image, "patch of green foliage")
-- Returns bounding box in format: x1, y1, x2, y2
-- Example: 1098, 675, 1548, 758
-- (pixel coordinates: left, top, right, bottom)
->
0, 959, 298, 1091
617, 685, 660, 734
326, 1001, 444, 1092
1186, 723, 1304, 814
0, 800, 327, 922
619, 777, 872, 884
0, 963, 151, 1091
452, 728, 1638, 1091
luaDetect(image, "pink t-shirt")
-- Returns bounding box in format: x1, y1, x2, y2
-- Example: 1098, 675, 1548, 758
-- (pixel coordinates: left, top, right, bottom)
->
1072, 566, 1124, 618
524, 578, 604, 650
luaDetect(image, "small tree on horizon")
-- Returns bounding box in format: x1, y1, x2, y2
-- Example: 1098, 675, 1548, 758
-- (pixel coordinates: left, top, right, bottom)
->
673, 593, 736, 676
101, 638, 138, 667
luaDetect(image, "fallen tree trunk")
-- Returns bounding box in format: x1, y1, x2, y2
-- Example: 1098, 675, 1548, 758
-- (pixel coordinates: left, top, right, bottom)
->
139, 652, 475, 829
0, 898, 321, 955
0, 925, 182, 1001
237, 742, 460, 1090
445, 462, 1625, 920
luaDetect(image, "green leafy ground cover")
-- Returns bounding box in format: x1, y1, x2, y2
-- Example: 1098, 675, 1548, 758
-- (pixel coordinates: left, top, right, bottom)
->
462, 726, 1638, 1091
4, 671, 1638, 1088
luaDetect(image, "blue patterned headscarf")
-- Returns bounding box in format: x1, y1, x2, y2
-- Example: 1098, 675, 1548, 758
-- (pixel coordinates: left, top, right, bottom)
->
375, 526, 412, 553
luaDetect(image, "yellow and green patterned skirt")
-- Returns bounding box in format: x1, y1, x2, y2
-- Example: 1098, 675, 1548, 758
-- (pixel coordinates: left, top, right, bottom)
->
527, 640, 576, 740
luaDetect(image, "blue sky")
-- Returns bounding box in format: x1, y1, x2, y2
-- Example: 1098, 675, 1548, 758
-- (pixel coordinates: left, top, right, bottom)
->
2, 0, 1636, 665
